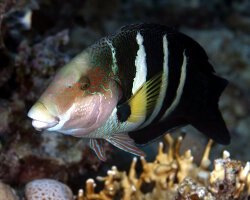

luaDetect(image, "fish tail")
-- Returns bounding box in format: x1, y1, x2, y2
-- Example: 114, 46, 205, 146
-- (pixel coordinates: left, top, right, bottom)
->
209, 74, 228, 105
188, 73, 230, 144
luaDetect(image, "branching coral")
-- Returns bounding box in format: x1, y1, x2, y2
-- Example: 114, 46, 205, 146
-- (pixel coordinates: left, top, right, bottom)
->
77, 134, 250, 200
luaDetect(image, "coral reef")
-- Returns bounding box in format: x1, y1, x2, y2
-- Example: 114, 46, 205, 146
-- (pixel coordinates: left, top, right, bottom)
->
1, 134, 249, 199
76, 134, 250, 200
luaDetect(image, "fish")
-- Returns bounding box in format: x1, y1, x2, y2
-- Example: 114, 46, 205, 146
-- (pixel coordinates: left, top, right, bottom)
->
27, 23, 230, 161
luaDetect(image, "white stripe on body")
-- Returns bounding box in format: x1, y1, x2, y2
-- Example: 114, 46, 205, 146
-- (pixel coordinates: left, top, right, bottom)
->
106, 39, 118, 76
139, 34, 169, 129
89, 33, 149, 139
160, 51, 188, 121
132, 32, 147, 95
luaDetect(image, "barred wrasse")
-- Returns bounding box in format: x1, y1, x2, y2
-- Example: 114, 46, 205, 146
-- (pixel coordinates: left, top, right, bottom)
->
28, 24, 230, 161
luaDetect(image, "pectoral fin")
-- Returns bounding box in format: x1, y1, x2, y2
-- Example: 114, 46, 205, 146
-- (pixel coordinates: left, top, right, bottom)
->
89, 139, 107, 161
117, 72, 164, 123
106, 133, 146, 157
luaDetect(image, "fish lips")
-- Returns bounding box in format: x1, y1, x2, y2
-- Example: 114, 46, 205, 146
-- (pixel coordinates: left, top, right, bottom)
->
28, 101, 59, 131
31, 119, 59, 131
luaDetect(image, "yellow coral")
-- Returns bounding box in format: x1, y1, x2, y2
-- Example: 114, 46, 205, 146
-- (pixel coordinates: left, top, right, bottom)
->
77, 134, 250, 200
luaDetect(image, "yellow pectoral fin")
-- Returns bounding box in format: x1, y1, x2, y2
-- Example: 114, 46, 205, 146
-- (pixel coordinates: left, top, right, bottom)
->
127, 72, 164, 123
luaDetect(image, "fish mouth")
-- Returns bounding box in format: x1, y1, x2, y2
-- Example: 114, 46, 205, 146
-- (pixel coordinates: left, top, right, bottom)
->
28, 101, 59, 131
31, 119, 59, 131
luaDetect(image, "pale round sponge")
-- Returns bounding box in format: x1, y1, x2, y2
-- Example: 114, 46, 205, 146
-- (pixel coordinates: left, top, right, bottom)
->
25, 179, 73, 200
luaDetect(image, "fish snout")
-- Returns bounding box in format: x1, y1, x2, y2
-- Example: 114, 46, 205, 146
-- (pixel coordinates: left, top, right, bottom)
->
28, 101, 59, 131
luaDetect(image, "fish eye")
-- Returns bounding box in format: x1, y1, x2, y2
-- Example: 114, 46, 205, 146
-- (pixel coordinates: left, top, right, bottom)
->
79, 77, 90, 90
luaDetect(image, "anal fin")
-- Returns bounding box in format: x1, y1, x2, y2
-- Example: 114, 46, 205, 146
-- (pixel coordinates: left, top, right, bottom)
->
89, 139, 107, 161
106, 133, 146, 157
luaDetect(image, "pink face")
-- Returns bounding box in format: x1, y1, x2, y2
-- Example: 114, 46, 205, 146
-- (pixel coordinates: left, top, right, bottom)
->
28, 58, 122, 137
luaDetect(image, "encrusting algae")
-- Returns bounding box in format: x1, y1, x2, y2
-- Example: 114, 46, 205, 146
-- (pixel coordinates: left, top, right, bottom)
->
76, 134, 250, 200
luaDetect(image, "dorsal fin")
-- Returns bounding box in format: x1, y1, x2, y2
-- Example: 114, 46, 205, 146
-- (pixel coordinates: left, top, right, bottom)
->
118, 23, 215, 73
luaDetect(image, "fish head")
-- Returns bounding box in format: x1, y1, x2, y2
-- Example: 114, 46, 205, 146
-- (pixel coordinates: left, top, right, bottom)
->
28, 52, 122, 136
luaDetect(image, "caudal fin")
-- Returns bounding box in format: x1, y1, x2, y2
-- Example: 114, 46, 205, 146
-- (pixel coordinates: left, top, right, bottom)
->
189, 74, 230, 145
191, 108, 230, 144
